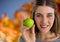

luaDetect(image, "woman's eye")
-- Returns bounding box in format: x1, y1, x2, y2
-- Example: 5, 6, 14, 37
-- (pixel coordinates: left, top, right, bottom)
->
47, 15, 53, 17
36, 15, 42, 17
37, 15, 40, 17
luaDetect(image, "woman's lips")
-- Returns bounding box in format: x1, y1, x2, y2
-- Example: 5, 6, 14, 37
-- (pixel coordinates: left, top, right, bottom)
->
40, 25, 48, 28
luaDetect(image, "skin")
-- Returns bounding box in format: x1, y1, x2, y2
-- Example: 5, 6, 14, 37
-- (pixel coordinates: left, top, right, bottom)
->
34, 6, 59, 41
20, 6, 59, 42
35, 6, 55, 33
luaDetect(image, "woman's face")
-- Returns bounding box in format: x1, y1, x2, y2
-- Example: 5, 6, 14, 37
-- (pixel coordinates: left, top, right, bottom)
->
34, 6, 55, 33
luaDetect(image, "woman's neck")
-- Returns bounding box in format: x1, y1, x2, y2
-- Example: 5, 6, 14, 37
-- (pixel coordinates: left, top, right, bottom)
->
38, 31, 57, 41
39, 31, 52, 37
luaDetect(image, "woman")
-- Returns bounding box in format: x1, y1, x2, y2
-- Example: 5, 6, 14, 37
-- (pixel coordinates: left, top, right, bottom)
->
19, 0, 60, 42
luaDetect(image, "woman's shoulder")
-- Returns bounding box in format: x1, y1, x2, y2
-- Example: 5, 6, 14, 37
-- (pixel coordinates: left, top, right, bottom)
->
57, 34, 60, 39
51, 34, 60, 42
57, 34, 60, 40
36, 34, 60, 42
18, 34, 60, 42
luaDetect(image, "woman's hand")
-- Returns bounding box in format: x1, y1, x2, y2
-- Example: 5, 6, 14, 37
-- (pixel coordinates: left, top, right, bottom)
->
20, 17, 36, 42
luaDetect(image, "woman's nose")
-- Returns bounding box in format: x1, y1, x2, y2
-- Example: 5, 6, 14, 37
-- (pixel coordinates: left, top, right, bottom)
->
42, 17, 48, 24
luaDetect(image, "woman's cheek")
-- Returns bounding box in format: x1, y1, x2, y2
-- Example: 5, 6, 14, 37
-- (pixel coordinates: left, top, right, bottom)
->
36, 18, 41, 22
48, 17, 54, 25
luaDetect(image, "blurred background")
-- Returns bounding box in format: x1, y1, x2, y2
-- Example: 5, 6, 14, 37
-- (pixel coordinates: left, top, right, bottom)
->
0, 0, 60, 42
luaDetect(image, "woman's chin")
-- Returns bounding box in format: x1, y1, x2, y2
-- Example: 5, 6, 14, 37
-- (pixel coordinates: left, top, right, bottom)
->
40, 29, 50, 33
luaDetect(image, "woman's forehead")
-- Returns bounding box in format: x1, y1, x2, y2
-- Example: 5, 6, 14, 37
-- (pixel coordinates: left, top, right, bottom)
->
35, 6, 54, 14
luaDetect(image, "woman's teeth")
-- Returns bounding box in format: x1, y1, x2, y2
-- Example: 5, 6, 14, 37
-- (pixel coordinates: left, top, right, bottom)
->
40, 25, 48, 28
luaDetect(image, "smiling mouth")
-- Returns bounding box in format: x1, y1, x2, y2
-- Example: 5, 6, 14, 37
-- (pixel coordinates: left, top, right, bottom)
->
40, 25, 49, 28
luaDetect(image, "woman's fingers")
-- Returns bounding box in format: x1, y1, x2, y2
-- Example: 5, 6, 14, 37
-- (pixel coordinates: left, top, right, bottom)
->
20, 16, 35, 36
32, 25, 35, 34
21, 26, 29, 32
32, 25, 36, 41
22, 25, 35, 34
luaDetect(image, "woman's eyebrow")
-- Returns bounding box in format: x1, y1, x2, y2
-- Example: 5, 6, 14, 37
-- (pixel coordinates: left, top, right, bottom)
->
35, 13, 42, 15
47, 13, 54, 15
35, 13, 54, 15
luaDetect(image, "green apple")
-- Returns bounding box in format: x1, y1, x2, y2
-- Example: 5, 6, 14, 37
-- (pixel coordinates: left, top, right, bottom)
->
23, 18, 34, 29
